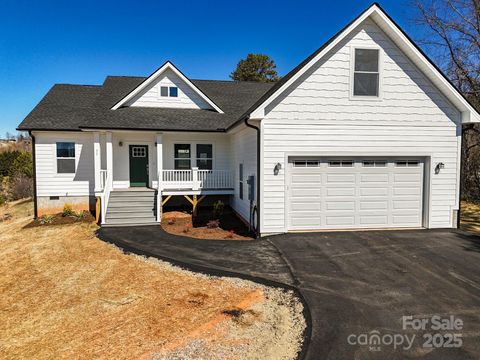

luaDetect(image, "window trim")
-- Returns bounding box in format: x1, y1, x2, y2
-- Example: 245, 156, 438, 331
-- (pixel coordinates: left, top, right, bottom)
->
55, 141, 76, 175
195, 144, 213, 170
350, 46, 383, 101
173, 142, 215, 169
173, 143, 192, 170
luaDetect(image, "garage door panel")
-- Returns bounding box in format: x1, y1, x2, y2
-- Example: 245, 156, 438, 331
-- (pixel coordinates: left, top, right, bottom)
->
326, 201, 355, 210
360, 200, 388, 210
360, 174, 389, 182
325, 216, 355, 226
327, 187, 356, 196
288, 157, 424, 230
360, 187, 389, 196
326, 174, 355, 183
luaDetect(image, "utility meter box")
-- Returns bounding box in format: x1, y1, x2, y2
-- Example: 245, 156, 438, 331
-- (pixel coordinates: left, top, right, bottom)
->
247, 175, 255, 201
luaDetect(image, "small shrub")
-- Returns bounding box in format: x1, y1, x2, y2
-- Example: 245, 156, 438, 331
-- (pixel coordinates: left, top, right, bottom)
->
182, 225, 191, 233
167, 218, 175, 225
213, 200, 224, 219
226, 229, 235, 239
73, 210, 87, 220
8, 174, 33, 200
62, 204, 74, 217
39, 214, 54, 225
207, 219, 220, 229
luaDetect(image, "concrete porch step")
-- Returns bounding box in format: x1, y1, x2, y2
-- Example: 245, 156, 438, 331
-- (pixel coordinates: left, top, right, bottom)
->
103, 219, 159, 227
110, 191, 156, 197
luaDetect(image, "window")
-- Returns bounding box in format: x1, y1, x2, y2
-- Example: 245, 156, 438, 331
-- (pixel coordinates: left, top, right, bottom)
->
160, 86, 178, 98
132, 146, 146, 157
329, 160, 353, 167
395, 160, 419, 167
169, 87, 178, 97
293, 160, 320, 167
353, 48, 379, 97
239, 163, 244, 200
174, 144, 191, 169
363, 160, 386, 167
196, 144, 213, 170
56, 142, 75, 173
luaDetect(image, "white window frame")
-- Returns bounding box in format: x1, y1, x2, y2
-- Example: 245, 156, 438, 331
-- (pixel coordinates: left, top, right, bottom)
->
350, 46, 383, 101
195, 144, 213, 170
158, 85, 179, 98
173, 143, 192, 170
173, 142, 215, 169
55, 141, 76, 176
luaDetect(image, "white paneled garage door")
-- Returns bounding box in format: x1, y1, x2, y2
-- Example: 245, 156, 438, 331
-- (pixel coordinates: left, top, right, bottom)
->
287, 158, 424, 230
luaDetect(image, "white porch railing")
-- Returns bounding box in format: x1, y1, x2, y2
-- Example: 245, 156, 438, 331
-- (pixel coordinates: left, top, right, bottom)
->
162, 168, 233, 190
97, 169, 112, 225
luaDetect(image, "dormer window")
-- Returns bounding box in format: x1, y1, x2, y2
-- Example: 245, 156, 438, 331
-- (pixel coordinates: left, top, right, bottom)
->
160, 86, 178, 97
353, 48, 379, 97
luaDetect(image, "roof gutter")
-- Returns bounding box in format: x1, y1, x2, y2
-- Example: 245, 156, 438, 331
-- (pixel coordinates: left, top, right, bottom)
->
244, 115, 261, 238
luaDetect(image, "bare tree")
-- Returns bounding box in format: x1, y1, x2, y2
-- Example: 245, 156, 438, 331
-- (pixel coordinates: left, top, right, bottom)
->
415, 0, 480, 201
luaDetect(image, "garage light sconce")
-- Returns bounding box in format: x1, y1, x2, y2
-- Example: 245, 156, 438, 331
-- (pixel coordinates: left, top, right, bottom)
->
435, 162, 445, 174
118, 141, 123, 147
274, 162, 282, 175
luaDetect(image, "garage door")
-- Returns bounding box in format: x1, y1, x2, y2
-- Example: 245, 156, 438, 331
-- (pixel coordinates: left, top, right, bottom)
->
287, 158, 424, 230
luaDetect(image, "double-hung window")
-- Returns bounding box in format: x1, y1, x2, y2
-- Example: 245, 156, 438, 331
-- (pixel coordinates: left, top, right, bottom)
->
174, 144, 191, 169
196, 144, 213, 170
56, 142, 75, 174
353, 48, 380, 97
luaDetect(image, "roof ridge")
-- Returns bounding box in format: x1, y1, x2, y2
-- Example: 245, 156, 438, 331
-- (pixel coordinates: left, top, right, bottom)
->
54, 83, 103, 88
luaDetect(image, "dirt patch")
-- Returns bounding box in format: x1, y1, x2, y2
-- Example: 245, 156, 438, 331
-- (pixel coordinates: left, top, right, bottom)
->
162, 207, 254, 240
461, 201, 480, 234
23, 212, 96, 228
0, 201, 305, 359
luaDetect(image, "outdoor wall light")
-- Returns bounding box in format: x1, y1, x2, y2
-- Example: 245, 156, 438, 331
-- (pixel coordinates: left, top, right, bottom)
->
274, 162, 282, 175
435, 162, 445, 174
118, 141, 123, 147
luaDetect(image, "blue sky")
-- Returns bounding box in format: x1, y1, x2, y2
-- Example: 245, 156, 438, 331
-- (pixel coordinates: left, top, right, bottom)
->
0, 0, 423, 135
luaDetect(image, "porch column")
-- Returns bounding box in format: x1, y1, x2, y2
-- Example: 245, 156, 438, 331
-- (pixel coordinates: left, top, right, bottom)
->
156, 133, 163, 222
106, 132, 113, 189
93, 132, 101, 192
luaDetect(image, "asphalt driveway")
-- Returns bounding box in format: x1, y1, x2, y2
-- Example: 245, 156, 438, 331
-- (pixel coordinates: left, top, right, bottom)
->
98, 227, 480, 360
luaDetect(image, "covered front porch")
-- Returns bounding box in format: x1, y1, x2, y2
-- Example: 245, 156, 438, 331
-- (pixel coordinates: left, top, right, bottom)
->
92, 131, 234, 225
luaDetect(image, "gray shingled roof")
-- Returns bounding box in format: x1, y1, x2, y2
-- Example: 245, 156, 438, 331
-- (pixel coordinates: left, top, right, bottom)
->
18, 76, 274, 132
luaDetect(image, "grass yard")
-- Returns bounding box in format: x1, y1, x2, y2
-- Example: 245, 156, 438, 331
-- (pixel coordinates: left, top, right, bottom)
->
461, 201, 480, 234
0, 201, 305, 360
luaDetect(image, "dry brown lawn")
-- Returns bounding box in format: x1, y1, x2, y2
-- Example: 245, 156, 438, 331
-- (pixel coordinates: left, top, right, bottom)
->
461, 201, 480, 234
0, 201, 305, 360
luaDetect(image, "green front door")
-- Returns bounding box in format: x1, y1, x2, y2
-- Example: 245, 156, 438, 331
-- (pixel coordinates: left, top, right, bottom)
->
129, 145, 149, 187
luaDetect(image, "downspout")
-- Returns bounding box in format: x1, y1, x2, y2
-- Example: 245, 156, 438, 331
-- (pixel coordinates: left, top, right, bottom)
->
457, 124, 466, 228
244, 115, 261, 238
29, 131, 38, 220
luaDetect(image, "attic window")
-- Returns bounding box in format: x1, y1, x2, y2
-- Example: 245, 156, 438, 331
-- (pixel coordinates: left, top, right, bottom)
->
160, 86, 178, 98
353, 48, 379, 97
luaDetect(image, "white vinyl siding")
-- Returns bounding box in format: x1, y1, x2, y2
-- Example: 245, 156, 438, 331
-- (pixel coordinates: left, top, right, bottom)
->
34, 132, 94, 197
231, 126, 257, 223
261, 18, 461, 233
127, 69, 212, 109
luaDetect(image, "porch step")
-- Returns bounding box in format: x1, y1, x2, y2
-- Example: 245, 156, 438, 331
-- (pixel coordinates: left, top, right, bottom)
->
104, 189, 158, 226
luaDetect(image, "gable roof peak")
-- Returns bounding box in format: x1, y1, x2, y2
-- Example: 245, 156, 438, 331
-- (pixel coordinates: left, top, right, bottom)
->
110, 61, 224, 113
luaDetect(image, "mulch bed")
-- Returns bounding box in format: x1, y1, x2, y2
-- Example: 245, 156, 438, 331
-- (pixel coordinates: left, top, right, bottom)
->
162, 207, 255, 240
24, 212, 96, 228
